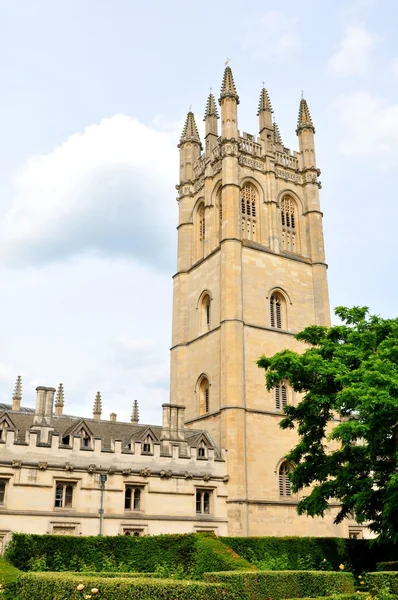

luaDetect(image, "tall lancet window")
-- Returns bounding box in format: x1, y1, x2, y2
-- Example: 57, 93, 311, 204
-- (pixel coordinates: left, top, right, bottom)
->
240, 183, 257, 241
281, 196, 298, 253
270, 293, 285, 329
279, 461, 293, 497
216, 188, 222, 240
197, 202, 205, 260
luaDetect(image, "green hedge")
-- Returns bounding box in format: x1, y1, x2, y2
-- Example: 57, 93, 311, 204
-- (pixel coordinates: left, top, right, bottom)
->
204, 570, 355, 600
5, 532, 252, 578
287, 595, 368, 600
365, 572, 398, 595
377, 561, 398, 571
55, 571, 162, 578
17, 572, 236, 600
222, 536, 398, 574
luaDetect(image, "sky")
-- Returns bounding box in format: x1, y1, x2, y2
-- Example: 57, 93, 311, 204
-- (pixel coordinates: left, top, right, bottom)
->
0, 0, 397, 424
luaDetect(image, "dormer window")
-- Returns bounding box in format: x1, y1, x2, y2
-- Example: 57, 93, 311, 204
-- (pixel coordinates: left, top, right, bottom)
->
0, 420, 8, 441
197, 442, 206, 458
142, 435, 153, 454
79, 428, 91, 449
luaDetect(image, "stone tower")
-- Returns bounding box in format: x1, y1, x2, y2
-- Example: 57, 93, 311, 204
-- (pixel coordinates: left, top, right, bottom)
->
170, 67, 343, 536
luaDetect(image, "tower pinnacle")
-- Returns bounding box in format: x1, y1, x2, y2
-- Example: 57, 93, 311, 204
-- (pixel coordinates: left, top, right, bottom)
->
204, 93, 219, 120
219, 66, 239, 104
257, 88, 273, 115
131, 399, 139, 424
54, 383, 64, 416
12, 376, 22, 411
178, 111, 202, 148
93, 391, 102, 421
273, 122, 283, 145
296, 97, 315, 134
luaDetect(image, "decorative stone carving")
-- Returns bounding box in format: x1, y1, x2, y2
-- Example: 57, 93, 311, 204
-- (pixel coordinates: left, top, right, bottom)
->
107, 465, 116, 475
87, 464, 97, 474
140, 467, 151, 477
184, 471, 193, 479
221, 142, 239, 158
11, 460, 22, 469
211, 160, 222, 175
223, 475, 230, 483
275, 168, 303, 184
160, 469, 172, 479
65, 462, 74, 472
203, 473, 211, 482
194, 176, 205, 192
38, 462, 48, 471
122, 468, 132, 476
238, 155, 265, 172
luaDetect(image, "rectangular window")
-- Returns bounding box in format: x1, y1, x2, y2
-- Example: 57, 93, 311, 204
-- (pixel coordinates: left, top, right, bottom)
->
54, 482, 74, 508
125, 486, 142, 511
0, 480, 6, 505
196, 489, 212, 515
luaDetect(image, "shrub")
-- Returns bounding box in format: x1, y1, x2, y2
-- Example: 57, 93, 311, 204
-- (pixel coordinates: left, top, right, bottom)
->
287, 595, 368, 600
0, 556, 22, 599
378, 563, 398, 572
222, 536, 398, 574
204, 570, 355, 600
16, 572, 236, 600
366, 572, 398, 595
5, 532, 252, 578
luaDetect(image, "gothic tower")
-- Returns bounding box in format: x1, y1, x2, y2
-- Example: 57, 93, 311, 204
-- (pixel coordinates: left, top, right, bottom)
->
171, 67, 344, 536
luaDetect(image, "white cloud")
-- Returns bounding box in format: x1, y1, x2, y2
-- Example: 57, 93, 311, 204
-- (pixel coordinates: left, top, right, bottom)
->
0, 115, 179, 271
242, 11, 301, 60
331, 91, 398, 163
328, 25, 379, 77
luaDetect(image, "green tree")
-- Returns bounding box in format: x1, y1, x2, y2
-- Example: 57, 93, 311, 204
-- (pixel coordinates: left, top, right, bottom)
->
257, 306, 398, 542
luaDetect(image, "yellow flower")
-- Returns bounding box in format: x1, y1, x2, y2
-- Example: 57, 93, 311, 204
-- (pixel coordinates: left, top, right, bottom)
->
85, 596, 92, 599
91, 589, 99, 595
77, 584, 85, 591
339, 564, 345, 570
360, 581, 365, 585
358, 576, 362, 579
323, 558, 327, 562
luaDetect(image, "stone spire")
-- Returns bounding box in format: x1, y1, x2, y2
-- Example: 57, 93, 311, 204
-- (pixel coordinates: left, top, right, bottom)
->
131, 399, 139, 424
219, 66, 239, 103
93, 392, 102, 421
273, 122, 283, 145
257, 88, 273, 115
178, 111, 202, 148
12, 376, 22, 411
54, 383, 64, 416
204, 93, 219, 120
296, 97, 315, 134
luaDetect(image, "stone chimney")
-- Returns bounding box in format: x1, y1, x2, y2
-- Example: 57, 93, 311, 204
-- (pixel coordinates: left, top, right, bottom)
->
93, 392, 102, 422
54, 383, 64, 416
131, 400, 139, 424
33, 386, 47, 425
12, 376, 22, 411
44, 387, 56, 420
161, 404, 187, 455
110, 412, 117, 423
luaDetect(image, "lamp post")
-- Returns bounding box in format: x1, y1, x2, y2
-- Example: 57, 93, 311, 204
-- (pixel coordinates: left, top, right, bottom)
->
99, 473, 107, 536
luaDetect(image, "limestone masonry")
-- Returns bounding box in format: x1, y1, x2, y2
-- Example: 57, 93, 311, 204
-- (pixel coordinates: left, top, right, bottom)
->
0, 66, 364, 545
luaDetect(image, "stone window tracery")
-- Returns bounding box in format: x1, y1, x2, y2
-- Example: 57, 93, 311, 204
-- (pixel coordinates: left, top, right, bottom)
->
196, 489, 211, 514
125, 486, 142, 511
198, 376, 210, 415
279, 461, 292, 497
281, 196, 298, 253
197, 202, 206, 260
275, 383, 287, 410
241, 183, 257, 241
270, 293, 285, 329
54, 482, 74, 508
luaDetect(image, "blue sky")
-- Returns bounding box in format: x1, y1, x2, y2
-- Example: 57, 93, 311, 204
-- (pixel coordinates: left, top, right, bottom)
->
0, 0, 396, 423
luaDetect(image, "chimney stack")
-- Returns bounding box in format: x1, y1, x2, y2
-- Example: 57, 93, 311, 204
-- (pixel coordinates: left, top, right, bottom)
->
44, 387, 56, 420
110, 412, 117, 423
12, 376, 22, 411
54, 383, 64, 416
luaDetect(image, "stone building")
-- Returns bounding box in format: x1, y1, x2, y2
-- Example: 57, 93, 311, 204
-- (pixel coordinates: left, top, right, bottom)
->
0, 66, 363, 543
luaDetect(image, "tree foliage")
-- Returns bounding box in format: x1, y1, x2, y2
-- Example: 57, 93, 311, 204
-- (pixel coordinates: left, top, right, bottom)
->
257, 306, 398, 542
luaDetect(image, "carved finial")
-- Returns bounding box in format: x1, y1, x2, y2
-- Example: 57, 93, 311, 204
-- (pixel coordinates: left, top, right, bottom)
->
54, 383, 64, 416
219, 65, 239, 104
178, 111, 202, 148
257, 87, 273, 115
296, 97, 315, 134
301, 89, 304, 99
225, 57, 231, 66
12, 376, 22, 411
204, 93, 219, 120
93, 391, 102, 421
131, 399, 139, 424
273, 122, 283, 145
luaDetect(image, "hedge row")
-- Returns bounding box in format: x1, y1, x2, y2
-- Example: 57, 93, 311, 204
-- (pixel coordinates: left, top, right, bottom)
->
377, 561, 398, 571
204, 570, 355, 600
55, 571, 162, 578
222, 536, 398, 574
287, 595, 369, 600
5, 532, 252, 577
17, 572, 236, 600
365, 572, 398, 595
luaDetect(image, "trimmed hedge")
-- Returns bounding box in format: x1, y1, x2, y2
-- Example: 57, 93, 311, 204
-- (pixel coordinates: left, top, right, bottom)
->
17, 572, 236, 600
0, 557, 21, 586
204, 570, 355, 600
56, 571, 162, 578
377, 561, 398, 571
366, 572, 398, 595
222, 536, 398, 574
5, 532, 253, 578
287, 595, 368, 600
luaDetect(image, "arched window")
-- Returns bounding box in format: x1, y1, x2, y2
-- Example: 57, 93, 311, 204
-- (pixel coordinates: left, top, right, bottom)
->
197, 441, 206, 458
142, 435, 153, 454
275, 383, 288, 410
279, 461, 293, 496
198, 376, 210, 415
197, 202, 205, 259
216, 188, 223, 240
281, 196, 298, 253
270, 293, 285, 329
199, 293, 211, 333
241, 183, 257, 241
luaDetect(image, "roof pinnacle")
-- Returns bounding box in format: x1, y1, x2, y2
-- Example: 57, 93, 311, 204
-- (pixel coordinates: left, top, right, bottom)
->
178, 111, 202, 148
219, 66, 239, 104
257, 87, 273, 115
55, 383, 64, 407
273, 122, 283, 145
93, 391, 102, 416
13, 376, 22, 402
296, 97, 315, 134
204, 93, 219, 120
131, 399, 139, 424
